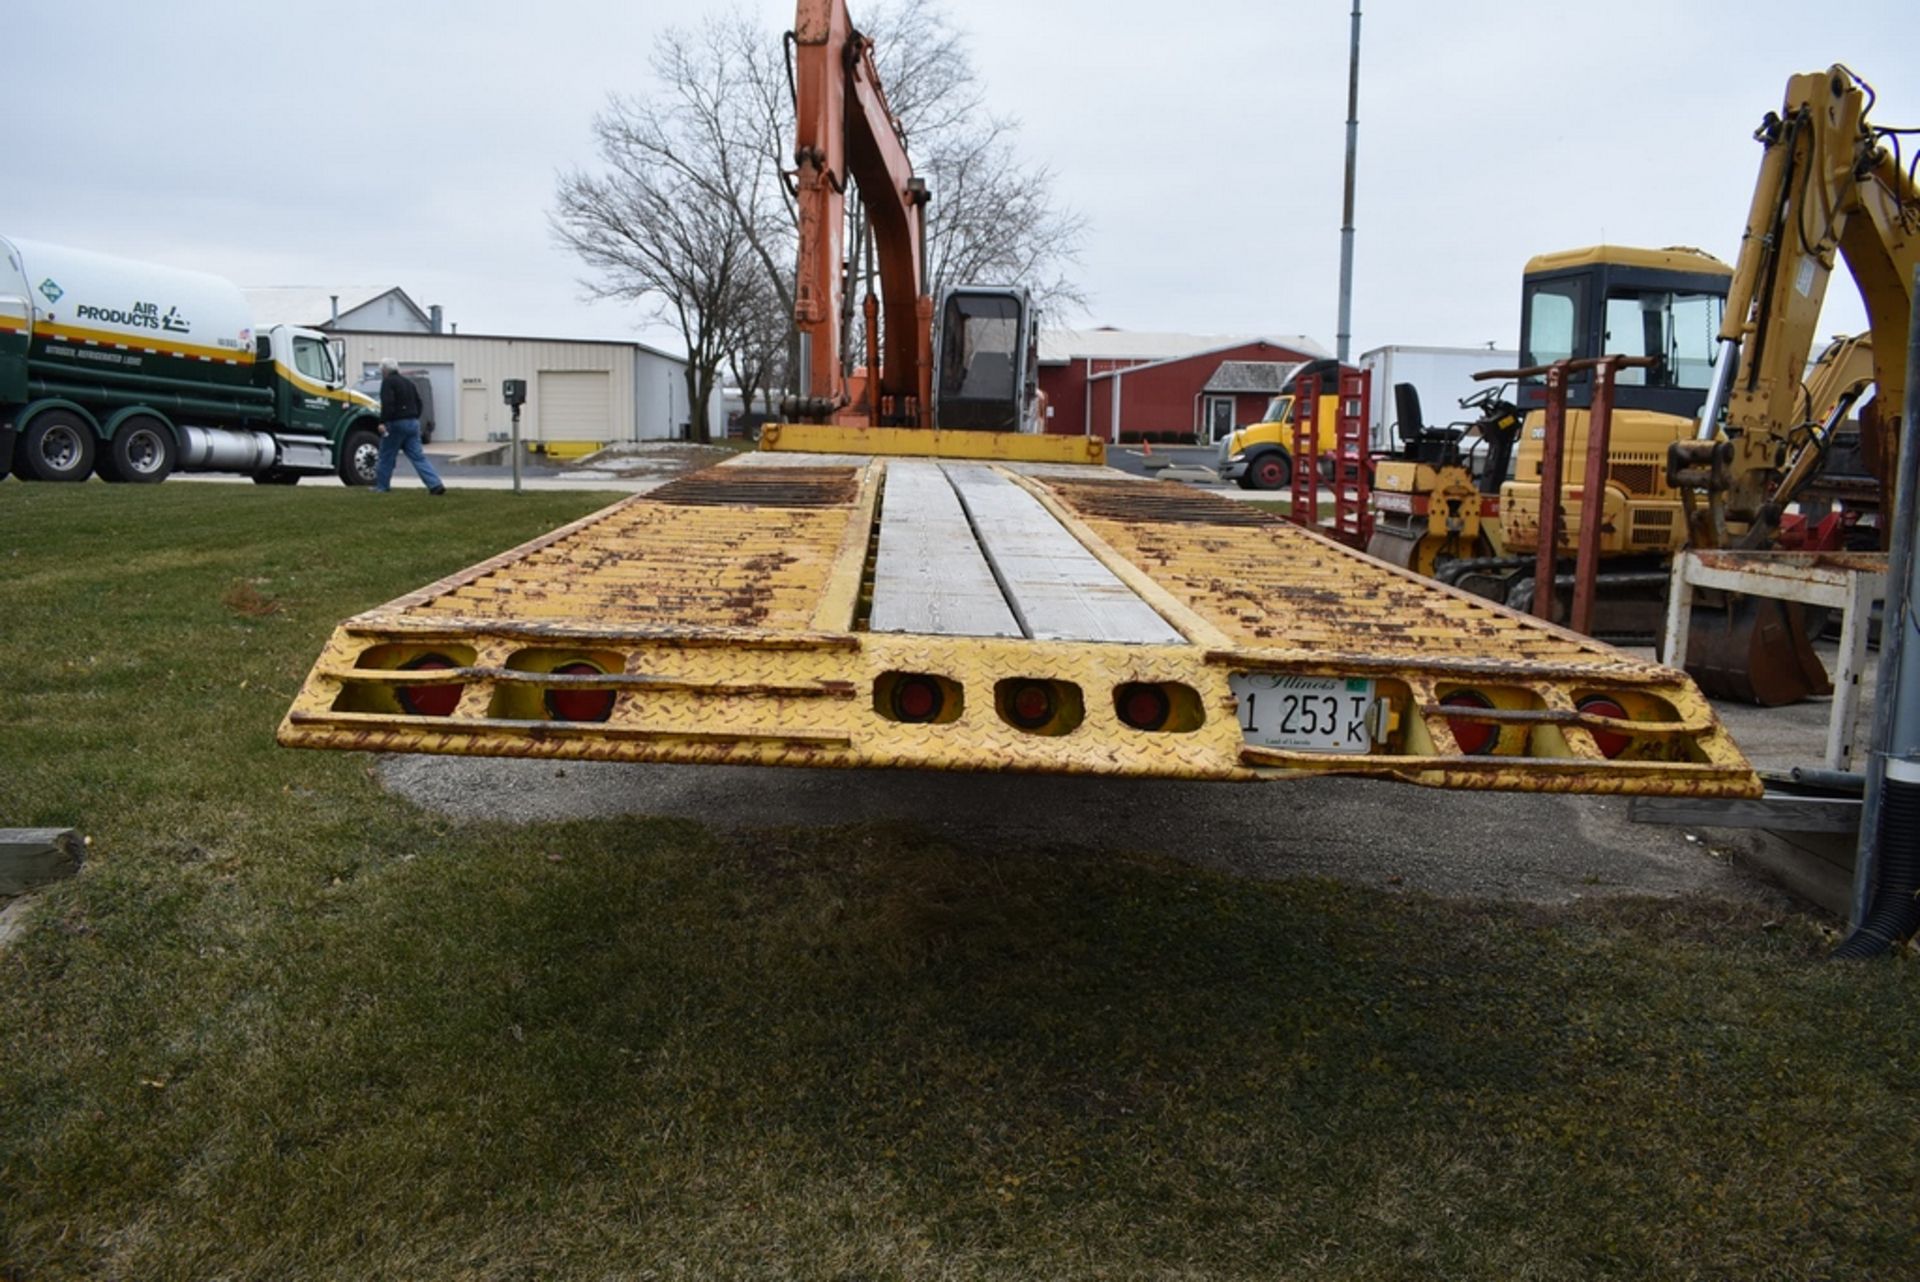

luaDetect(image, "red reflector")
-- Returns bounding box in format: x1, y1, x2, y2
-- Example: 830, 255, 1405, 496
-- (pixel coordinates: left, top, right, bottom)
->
398, 654, 461, 718
1009, 681, 1054, 729
1440, 690, 1496, 755
546, 661, 615, 723
1578, 697, 1631, 759
891, 676, 944, 723
1117, 683, 1171, 731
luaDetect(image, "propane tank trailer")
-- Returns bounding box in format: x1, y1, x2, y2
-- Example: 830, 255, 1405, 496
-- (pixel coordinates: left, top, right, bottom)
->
0, 235, 385, 484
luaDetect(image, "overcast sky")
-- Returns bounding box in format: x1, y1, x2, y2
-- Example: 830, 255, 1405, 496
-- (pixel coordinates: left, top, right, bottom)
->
7, 0, 1913, 360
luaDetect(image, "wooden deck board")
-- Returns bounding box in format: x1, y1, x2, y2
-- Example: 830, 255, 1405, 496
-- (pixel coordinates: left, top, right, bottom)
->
944, 463, 1184, 645
869, 461, 1022, 638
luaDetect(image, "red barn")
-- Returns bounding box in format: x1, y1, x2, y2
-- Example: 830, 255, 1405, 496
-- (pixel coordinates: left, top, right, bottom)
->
1037, 330, 1328, 442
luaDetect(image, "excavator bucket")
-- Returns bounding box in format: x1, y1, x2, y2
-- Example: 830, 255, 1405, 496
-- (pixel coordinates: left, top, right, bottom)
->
1684, 594, 1832, 706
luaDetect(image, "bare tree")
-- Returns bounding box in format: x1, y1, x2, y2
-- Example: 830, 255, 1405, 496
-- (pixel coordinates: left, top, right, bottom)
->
553, 105, 754, 443
557, 17, 801, 424
556, 1, 1085, 424
857, 0, 1087, 314
724, 264, 791, 422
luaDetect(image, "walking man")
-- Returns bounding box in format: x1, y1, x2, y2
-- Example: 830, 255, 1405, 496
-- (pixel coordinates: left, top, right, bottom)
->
375, 358, 446, 494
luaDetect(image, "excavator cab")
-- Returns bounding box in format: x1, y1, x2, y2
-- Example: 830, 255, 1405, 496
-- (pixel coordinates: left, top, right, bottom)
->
1515, 246, 1730, 419
1502, 247, 1732, 570
933, 285, 1037, 431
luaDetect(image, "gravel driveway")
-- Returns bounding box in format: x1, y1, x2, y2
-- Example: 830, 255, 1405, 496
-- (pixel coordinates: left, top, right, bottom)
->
380, 756, 1790, 908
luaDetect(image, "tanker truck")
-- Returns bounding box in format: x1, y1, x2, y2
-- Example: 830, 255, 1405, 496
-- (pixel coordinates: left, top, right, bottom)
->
0, 235, 385, 485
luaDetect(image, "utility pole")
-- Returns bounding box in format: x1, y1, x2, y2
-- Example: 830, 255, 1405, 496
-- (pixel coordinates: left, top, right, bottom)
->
1835, 263, 1920, 957
1335, 0, 1362, 363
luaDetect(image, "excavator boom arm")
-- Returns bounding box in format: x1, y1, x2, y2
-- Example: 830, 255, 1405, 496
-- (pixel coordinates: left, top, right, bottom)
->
791, 0, 934, 424
1708, 67, 1917, 500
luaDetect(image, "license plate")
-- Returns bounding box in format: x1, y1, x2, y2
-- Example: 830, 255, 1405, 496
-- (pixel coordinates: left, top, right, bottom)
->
1230, 674, 1378, 754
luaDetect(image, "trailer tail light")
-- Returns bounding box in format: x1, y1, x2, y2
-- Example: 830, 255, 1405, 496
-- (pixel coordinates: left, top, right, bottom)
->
1115, 683, 1172, 731
1439, 690, 1497, 755
875, 672, 962, 724
892, 674, 945, 722
1007, 680, 1055, 729
1577, 696, 1632, 759
545, 661, 615, 723
397, 654, 462, 718
995, 678, 1084, 736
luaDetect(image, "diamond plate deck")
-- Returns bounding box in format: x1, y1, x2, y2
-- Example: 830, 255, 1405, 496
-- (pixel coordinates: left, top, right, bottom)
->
279, 456, 1759, 796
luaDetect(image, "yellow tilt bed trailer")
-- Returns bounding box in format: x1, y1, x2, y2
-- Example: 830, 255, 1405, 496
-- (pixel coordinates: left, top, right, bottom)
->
280, 1, 1757, 800
279, 447, 1758, 798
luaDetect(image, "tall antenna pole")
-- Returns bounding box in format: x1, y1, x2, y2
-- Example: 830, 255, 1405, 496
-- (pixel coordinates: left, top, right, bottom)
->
1335, 1, 1362, 363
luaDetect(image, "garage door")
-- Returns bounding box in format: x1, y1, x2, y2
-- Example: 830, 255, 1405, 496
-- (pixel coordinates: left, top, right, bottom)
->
538, 370, 611, 440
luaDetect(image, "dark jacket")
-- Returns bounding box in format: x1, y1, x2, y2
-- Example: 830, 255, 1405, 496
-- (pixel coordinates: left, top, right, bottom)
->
380, 370, 423, 424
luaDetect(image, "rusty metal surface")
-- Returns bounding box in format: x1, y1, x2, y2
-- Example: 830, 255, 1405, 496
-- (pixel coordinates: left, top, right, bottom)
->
1040, 477, 1633, 672
1690, 550, 1889, 576
1047, 480, 1282, 527
280, 460, 1758, 796
402, 492, 855, 632
645, 465, 860, 508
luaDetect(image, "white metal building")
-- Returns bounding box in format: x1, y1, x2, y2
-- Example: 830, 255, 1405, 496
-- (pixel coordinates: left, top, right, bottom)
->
330, 330, 709, 445
243, 287, 718, 444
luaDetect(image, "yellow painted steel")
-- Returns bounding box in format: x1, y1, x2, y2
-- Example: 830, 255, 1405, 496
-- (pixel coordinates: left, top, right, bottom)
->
525, 440, 605, 460
1523, 244, 1730, 277
759, 422, 1104, 465
279, 461, 1758, 796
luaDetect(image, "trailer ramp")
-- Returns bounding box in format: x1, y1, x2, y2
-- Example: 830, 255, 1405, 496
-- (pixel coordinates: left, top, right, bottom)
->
279, 455, 1758, 796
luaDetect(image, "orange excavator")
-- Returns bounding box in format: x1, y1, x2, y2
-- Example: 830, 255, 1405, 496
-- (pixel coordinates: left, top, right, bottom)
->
781, 0, 1040, 435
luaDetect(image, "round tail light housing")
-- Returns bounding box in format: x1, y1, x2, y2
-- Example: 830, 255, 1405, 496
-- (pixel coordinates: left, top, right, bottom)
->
398, 653, 462, 718
1006, 680, 1056, 730
545, 661, 616, 723
1439, 690, 1497, 755
890, 674, 946, 723
1116, 682, 1172, 731
1577, 696, 1632, 759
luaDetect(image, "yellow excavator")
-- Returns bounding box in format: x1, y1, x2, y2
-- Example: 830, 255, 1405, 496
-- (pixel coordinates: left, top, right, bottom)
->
1370, 65, 1915, 702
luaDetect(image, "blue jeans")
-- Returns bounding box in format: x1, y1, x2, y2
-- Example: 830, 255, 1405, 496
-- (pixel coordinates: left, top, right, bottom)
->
374, 418, 443, 491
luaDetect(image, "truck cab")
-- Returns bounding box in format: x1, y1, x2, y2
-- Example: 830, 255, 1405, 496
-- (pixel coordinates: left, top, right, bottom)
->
250, 325, 384, 483
1216, 357, 1349, 490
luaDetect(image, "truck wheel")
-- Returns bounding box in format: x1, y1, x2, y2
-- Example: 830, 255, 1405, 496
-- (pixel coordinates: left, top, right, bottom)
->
338, 426, 381, 486
19, 410, 97, 482
102, 417, 177, 484
1247, 451, 1291, 490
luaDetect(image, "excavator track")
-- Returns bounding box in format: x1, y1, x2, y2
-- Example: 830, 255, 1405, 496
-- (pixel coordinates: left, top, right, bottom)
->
279, 454, 1758, 797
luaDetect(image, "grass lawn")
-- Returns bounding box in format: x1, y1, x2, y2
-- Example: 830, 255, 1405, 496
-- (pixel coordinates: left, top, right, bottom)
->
2, 481, 1917, 1280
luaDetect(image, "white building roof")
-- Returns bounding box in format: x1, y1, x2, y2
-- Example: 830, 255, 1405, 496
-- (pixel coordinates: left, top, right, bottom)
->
242, 286, 427, 330
1039, 327, 1329, 364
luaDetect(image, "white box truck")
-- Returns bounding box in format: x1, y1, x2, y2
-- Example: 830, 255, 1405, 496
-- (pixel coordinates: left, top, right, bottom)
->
1359, 344, 1519, 454
1, 235, 386, 484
